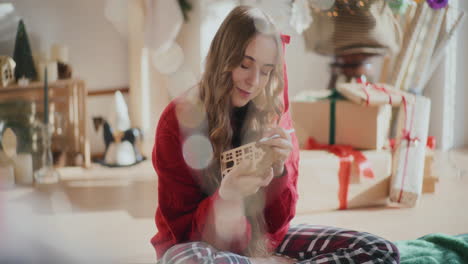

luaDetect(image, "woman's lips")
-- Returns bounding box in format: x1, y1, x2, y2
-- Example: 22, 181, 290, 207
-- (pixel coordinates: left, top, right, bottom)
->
237, 87, 251, 99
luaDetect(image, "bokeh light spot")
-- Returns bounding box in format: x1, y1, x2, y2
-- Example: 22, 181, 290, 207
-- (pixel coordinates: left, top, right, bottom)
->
182, 134, 213, 170
175, 97, 207, 129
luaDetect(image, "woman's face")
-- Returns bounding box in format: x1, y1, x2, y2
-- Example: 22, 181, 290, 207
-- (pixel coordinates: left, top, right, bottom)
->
231, 34, 277, 108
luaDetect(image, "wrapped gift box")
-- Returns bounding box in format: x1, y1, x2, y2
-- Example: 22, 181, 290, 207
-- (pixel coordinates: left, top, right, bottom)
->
422, 146, 438, 193
387, 137, 438, 194
422, 177, 438, 194
390, 96, 431, 206
336, 81, 415, 106
291, 90, 392, 150
296, 149, 392, 214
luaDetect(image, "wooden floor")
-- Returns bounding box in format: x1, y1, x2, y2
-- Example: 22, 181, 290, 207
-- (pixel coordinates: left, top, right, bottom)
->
2, 150, 468, 263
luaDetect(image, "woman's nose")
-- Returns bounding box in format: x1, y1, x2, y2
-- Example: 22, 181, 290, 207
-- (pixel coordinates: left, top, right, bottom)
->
246, 69, 260, 87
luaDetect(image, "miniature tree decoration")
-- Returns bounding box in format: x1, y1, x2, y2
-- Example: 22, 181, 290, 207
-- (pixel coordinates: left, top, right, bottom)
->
13, 20, 37, 81
178, 0, 192, 22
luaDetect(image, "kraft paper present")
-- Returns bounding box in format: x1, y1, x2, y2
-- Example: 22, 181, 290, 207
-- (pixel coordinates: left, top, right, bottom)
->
424, 147, 436, 179
422, 147, 438, 194
292, 90, 392, 150
422, 177, 438, 194
336, 81, 416, 106
296, 149, 392, 214
390, 96, 431, 206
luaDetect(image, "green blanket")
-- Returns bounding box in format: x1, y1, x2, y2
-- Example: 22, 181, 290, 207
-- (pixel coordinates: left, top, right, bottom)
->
395, 233, 468, 264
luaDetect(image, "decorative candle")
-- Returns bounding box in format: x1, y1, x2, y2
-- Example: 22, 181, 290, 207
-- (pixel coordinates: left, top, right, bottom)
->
37, 62, 58, 82
47, 62, 58, 82
51, 44, 69, 63
13, 153, 33, 185
37, 62, 46, 81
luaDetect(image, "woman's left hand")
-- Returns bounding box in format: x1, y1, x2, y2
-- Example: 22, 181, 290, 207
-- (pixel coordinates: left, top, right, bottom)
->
259, 127, 293, 177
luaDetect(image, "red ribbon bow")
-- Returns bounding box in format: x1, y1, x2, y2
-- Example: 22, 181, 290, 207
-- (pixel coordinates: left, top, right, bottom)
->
402, 129, 420, 147
427, 136, 436, 150
305, 137, 375, 210
357, 78, 394, 106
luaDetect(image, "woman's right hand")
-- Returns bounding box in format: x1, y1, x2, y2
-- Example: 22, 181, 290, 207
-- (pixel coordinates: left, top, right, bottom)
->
219, 160, 274, 201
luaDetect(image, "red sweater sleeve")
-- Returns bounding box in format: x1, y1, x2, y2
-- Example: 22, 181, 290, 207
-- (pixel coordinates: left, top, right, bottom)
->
263, 111, 300, 250
151, 104, 251, 258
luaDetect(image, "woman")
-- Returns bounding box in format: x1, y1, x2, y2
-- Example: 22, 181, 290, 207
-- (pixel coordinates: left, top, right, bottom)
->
152, 5, 399, 264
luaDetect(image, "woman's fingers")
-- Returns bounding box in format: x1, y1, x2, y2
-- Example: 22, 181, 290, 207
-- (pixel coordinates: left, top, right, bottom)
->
220, 170, 264, 200
231, 159, 255, 177
260, 127, 293, 153
221, 127, 295, 199
261, 137, 293, 150
236, 177, 266, 194
262, 127, 291, 142
274, 127, 291, 142
260, 168, 274, 186
261, 140, 292, 165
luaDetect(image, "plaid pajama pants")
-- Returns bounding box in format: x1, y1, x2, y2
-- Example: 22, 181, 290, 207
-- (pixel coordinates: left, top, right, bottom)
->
159, 224, 400, 264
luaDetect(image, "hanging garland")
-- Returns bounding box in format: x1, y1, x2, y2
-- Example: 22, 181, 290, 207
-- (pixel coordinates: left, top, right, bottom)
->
308, 0, 450, 15
388, 0, 411, 14
384, 0, 450, 14
178, 0, 192, 22
426, 0, 449, 9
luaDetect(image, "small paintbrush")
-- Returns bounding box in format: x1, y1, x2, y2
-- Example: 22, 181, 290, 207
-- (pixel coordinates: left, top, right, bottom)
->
258, 128, 295, 143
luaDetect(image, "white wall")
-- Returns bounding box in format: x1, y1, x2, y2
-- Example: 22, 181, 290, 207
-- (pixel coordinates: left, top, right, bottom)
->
282, 29, 331, 97
454, 1, 468, 148
177, 0, 202, 79
1, 0, 128, 91
424, 62, 447, 149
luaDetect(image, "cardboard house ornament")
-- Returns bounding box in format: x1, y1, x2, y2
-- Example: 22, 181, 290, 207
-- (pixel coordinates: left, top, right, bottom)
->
221, 140, 277, 178
0, 56, 16, 88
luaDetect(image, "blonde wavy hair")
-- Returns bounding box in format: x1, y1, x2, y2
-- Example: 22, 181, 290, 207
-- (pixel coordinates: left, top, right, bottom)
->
198, 5, 285, 257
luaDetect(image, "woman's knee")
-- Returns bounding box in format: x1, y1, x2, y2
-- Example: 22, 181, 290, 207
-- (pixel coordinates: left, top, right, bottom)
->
160, 242, 214, 264
281, 225, 399, 263
353, 233, 400, 263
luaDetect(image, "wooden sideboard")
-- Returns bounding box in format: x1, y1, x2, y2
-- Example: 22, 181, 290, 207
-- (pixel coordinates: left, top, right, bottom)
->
0, 79, 90, 168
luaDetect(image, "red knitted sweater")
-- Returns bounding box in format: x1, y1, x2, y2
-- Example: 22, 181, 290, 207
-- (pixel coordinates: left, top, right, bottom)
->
151, 99, 299, 259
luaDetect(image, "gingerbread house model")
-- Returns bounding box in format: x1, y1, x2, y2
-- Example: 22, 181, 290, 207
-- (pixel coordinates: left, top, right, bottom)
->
0, 56, 16, 88
221, 141, 275, 178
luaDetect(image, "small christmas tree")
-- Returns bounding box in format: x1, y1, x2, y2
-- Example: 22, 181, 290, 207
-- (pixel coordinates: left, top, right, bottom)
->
13, 20, 37, 81
178, 0, 192, 22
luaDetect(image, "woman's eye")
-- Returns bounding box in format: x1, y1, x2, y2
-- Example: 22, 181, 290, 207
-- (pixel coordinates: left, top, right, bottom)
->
240, 64, 249, 69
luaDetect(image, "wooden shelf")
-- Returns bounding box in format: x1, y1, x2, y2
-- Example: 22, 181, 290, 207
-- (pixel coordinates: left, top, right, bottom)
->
0, 79, 90, 168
